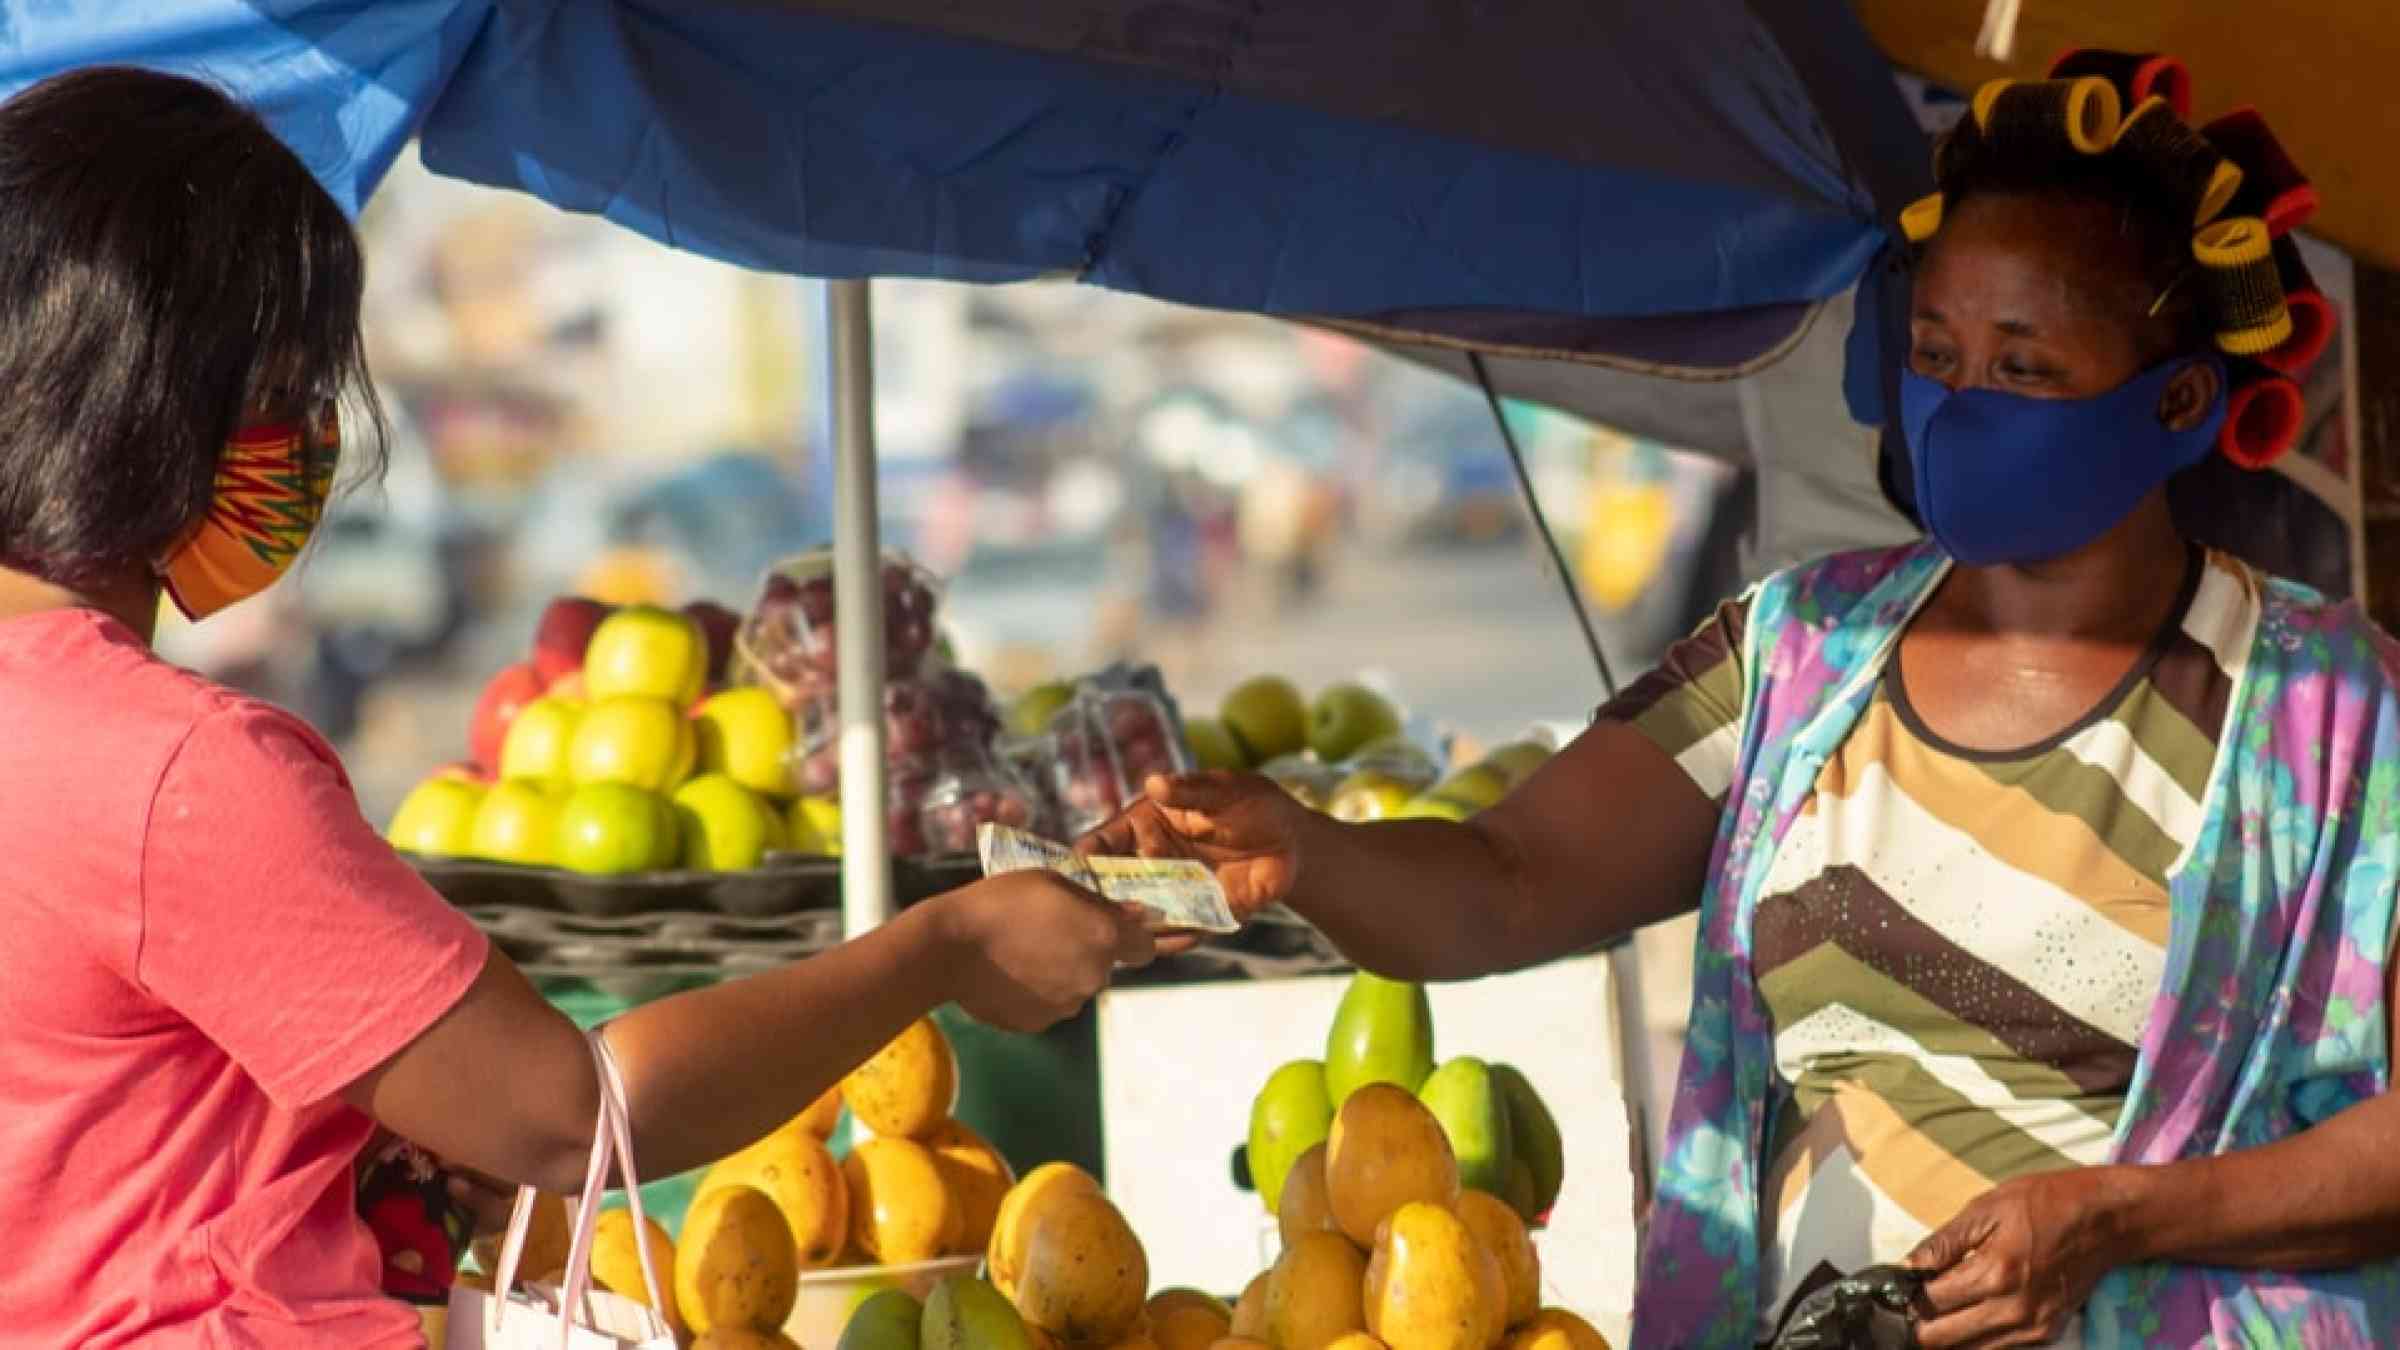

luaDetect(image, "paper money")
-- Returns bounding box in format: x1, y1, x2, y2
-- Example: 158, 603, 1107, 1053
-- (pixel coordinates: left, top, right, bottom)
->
976, 823, 1240, 934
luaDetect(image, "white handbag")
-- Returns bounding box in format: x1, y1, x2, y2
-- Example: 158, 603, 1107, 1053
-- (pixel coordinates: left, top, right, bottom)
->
444, 1030, 678, 1350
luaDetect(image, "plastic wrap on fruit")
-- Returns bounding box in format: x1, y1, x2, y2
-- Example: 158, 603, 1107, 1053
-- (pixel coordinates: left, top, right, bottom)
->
734, 549, 943, 703
1326, 742, 1443, 822
918, 752, 1041, 855
1045, 687, 1191, 834
1258, 753, 1343, 812
781, 668, 1004, 795
1766, 1265, 1929, 1350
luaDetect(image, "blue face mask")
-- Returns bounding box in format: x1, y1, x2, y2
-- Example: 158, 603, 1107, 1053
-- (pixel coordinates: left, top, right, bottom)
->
1900, 357, 2227, 566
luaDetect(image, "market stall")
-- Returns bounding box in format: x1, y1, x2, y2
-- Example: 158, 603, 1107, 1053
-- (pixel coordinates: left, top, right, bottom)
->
2, 2, 1933, 1343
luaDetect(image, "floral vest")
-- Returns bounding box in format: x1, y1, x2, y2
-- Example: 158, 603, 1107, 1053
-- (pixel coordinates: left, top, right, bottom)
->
1631, 542, 2400, 1348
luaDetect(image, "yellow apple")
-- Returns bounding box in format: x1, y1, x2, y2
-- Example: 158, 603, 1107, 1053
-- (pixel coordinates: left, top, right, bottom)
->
498, 696, 585, 785
672, 774, 787, 871
568, 696, 697, 792
693, 687, 797, 798
1222, 676, 1309, 764
555, 783, 680, 875
1182, 715, 1248, 772
583, 605, 708, 706
1327, 769, 1423, 823
471, 780, 564, 866
388, 776, 486, 857
786, 795, 842, 855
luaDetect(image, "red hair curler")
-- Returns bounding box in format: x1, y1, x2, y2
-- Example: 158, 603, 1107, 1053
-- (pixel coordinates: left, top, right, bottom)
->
2049, 49, 2193, 120
2220, 373, 2305, 469
2204, 107, 2318, 238
2260, 237, 2338, 375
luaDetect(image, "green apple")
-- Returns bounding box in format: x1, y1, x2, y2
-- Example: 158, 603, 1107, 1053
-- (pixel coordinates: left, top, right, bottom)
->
470, 780, 564, 865
1481, 740, 1555, 789
498, 696, 584, 785
388, 776, 486, 857
1428, 764, 1511, 813
787, 794, 842, 855
1395, 793, 1474, 823
1307, 682, 1402, 764
694, 686, 797, 798
1221, 675, 1308, 764
583, 604, 709, 706
1006, 680, 1078, 738
555, 782, 680, 875
1182, 714, 1248, 772
672, 774, 787, 871
1327, 769, 1424, 823
568, 696, 697, 792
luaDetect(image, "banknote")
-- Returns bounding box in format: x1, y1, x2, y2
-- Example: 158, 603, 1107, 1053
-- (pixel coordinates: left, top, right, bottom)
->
976, 823, 1240, 934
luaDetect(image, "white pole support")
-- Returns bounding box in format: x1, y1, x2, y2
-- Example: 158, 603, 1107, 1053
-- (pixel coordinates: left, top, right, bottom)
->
820, 278, 893, 936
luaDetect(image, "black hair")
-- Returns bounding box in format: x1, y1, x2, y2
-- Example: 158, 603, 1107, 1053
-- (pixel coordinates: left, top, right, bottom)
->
1924, 120, 2212, 357
0, 66, 384, 590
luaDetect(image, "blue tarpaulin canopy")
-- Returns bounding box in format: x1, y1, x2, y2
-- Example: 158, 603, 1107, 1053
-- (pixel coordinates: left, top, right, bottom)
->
0, 0, 1928, 428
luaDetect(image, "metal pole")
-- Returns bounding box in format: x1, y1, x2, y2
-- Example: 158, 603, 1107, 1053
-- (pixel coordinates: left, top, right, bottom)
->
821, 278, 892, 936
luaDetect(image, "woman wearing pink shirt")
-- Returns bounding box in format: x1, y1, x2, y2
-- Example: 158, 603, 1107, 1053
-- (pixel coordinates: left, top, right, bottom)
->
0, 67, 1153, 1346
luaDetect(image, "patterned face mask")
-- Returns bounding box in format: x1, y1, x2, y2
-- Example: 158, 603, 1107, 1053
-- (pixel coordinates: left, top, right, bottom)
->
158, 404, 339, 621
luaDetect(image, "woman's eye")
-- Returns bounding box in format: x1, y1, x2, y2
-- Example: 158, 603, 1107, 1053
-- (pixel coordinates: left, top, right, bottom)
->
1999, 361, 2056, 383
1912, 347, 1956, 370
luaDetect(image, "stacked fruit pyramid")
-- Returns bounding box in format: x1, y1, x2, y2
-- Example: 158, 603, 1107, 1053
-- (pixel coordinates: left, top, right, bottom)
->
829, 970, 1610, 1350
387, 596, 844, 874
476, 1016, 1015, 1348
1174, 674, 1554, 826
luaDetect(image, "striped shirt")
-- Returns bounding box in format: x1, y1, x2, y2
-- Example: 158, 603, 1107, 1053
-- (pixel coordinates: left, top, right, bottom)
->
1606, 549, 2248, 1345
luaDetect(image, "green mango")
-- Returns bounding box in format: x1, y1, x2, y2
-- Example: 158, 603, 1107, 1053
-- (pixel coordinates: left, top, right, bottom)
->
1493, 1064, 1564, 1215
1324, 972, 1436, 1104
1417, 1056, 1513, 1195
1248, 1059, 1334, 1215
921, 1275, 1034, 1350
840, 1288, 927, 1350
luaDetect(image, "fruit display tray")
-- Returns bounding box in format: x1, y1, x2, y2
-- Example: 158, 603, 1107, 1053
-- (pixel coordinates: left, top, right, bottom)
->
469, 905, 843, 998
402, 851, 985, 919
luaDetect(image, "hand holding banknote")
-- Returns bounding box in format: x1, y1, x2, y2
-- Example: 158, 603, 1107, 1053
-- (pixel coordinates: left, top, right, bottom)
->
1075, 771, 1303, 924
979, 822, 1239, 934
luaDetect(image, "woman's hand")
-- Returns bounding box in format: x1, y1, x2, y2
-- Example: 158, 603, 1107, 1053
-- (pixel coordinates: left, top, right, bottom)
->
1906, 1169, 2136, 1348
932, 870, 1157, 1033
1079, 771, 1307, 921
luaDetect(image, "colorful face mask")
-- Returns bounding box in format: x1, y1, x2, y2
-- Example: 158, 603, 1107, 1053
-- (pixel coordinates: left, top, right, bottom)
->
1899, 357, 2227, 566
159, 405, 339, 621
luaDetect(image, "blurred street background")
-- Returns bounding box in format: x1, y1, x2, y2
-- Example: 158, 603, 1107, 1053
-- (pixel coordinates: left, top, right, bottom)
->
157, 146, 1750, 832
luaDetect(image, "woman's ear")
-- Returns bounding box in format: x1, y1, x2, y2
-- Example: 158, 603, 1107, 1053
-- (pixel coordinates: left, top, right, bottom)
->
2158, 359, 2224, 432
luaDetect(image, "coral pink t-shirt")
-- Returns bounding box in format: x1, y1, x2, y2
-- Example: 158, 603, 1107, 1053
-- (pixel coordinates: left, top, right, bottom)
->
0, 609, 489, 1347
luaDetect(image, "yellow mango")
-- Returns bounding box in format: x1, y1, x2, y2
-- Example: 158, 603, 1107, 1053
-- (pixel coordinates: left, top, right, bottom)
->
1327, 1084, 1461, 1247
798, 1083, 845, 1139
843, 1018, 958, 1138
1208, 1341, 1274, 1350
591, 1208, 683, 1336
1363, 1203, 1500, 1350
698, 1121, 850, 1269
1325, 1337, 1391, 1350
1279, 1144, 1338, 1249
988, 1163, 1102, 1299
1229, 1272, 1271, 1341
1266, 1230, 1369, 1350
676, 1185, 799, 1336
845, 1137, 962, 1265
923, 1118, 1017, 1254
1147, 1290, 1234, 1350
1500, 1310, 1611, 1350
1453, 1192, 1538, 1331
693, 1330, 804, 1350
1011, 1190, 1148, 1344
471, 1192, 569, 1286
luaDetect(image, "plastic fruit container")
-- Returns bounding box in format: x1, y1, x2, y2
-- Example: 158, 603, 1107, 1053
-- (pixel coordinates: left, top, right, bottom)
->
917, 752, 1042, 854
739, 549, 943, 702
785, 1253, 980, 1350
1044, 688, 1191, 835
782, 668, 1005, 799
